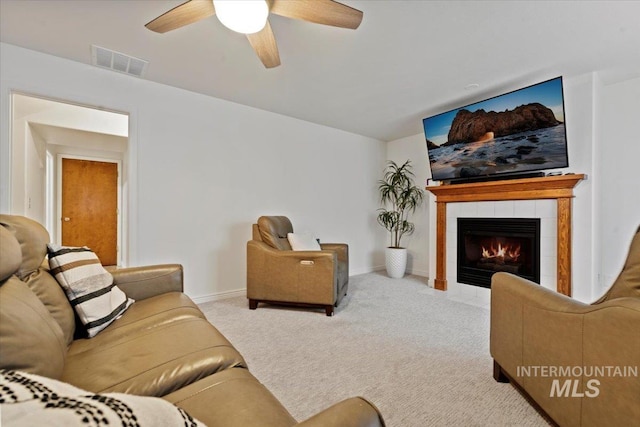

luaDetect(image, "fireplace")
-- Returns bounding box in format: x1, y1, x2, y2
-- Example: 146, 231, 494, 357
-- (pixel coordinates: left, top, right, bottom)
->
457, 218, 540, 288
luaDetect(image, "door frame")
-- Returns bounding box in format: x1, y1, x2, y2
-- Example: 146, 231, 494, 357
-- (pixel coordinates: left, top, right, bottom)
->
6, 90, 135, 267
56, 154, 123, 266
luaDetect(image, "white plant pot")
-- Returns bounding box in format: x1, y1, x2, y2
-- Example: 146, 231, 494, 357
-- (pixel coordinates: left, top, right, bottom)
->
385, 247, 407, 279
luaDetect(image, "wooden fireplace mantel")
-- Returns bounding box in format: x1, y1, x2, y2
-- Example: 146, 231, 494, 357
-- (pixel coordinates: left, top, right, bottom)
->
426, 174, 585, 296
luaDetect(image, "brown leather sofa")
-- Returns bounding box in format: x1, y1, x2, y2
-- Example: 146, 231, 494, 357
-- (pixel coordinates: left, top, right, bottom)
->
247, 216, 349, 316
490, 226, 640, 426
0, 215, 385, 426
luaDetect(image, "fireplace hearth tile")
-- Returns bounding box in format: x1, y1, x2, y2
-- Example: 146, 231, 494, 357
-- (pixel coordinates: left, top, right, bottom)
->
476, 202, 495, 217
540, 255, 557, 276
514, 200, 536, 217
540, 218, 557, 238
535, 200, 557, 218
541, 236, 557, 256
494, 201, 515, 216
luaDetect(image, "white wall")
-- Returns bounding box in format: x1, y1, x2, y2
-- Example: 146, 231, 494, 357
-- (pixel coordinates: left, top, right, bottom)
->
23, 124, 45, 224
561, 73, 595, 302
385, 72, 637, 303
386, 134, 430, 276
1, 43, 387, 300
596, 76, 640, 294
10, 113, 27, 216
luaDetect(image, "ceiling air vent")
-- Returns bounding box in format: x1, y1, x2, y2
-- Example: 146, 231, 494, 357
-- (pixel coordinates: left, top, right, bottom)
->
91, 45, 148, 78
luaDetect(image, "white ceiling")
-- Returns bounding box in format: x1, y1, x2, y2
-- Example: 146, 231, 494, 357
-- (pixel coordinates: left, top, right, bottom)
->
2, 0, 639, 142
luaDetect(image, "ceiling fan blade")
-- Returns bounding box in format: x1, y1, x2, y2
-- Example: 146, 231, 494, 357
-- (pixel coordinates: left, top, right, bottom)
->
145, 0, 215, 33
270, 0, 363, 29
246, 21, 281, 68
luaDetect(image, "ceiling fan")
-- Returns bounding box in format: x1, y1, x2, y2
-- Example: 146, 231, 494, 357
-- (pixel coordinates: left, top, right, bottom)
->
145, 0, 363, 68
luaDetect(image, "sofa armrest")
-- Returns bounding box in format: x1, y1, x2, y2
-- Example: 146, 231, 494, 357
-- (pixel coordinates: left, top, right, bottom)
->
296, 397, 385, 427
490, 272, 591, 377
490, 272, 639, 377
247, 241, 338, 304
110, 264, 183, 301
490, 272, 640, 426
265, 247, 338, 271
491, 272, 591, 312
320, 243, 349, 265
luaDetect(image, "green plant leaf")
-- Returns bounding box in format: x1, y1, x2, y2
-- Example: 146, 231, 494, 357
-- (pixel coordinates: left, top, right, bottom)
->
377, 160, 424, 248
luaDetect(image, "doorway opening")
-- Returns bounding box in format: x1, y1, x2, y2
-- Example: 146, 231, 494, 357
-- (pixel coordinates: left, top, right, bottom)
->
11, 93, 129, 266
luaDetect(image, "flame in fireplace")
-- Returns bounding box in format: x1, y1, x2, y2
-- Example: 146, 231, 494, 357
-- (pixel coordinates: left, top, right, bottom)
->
481, 242, 521, 262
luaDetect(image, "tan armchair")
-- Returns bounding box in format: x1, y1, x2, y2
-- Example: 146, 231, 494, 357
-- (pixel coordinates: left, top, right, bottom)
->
490, 226, 640, 426
247, 216, 348, 316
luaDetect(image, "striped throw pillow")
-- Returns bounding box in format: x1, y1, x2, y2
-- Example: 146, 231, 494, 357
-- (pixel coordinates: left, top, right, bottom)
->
47, 244, 133, 338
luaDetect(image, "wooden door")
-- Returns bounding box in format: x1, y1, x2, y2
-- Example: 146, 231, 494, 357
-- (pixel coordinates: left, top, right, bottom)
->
61, 158, 118, 266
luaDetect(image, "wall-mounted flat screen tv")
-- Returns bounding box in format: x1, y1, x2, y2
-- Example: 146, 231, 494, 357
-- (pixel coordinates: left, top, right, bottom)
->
423, 77, 568, 182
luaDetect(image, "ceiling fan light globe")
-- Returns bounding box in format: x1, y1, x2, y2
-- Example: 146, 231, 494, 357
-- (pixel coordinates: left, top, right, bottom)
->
213, 0, 269, 34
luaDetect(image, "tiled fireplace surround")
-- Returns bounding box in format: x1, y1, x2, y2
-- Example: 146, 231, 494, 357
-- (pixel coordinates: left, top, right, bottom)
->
426, 175, 585, 309
442, 199, 557, 308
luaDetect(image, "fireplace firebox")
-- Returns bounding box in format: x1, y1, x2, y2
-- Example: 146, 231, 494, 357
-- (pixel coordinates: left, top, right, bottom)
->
457, 218, 540, 288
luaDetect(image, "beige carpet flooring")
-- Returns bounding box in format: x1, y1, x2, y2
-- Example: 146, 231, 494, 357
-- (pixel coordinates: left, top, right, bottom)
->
198, 272, 549, 426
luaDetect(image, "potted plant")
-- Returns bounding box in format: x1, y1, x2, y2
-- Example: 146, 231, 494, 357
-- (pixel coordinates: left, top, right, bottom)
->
377, 160, 424, 278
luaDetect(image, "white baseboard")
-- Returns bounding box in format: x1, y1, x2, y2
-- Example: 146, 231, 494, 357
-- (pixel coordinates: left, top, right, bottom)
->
349, 266, 385, 276
192, 267, 431, 304
407, 268, 429, 278
350, 266, 429, 279
192, 288, 245, 304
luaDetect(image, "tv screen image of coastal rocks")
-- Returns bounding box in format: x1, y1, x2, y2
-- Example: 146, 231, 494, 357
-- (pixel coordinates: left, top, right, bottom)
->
424, 77, 568, 181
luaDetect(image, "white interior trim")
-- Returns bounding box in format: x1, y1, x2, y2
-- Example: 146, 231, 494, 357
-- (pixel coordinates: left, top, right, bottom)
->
6, 89, 136, 266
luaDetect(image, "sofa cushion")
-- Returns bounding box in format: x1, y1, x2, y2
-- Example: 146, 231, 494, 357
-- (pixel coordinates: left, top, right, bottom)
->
23, 268, 76, 347
110, 264, 184, 300
0, 218, 76, 346
47, 244, 133, 337
62, 317, 247, 396
0, 214, 49, 279
67, 292, 205, 356
164, 367, 297, 427
0, 277, 67, 379
0, 369, 205, 427
0, 225, 21, 282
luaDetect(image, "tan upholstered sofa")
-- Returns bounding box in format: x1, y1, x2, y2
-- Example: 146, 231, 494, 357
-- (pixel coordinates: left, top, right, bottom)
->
490, 226, 640, 426
0, 215, 385, 426
247, 216, 349, 316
